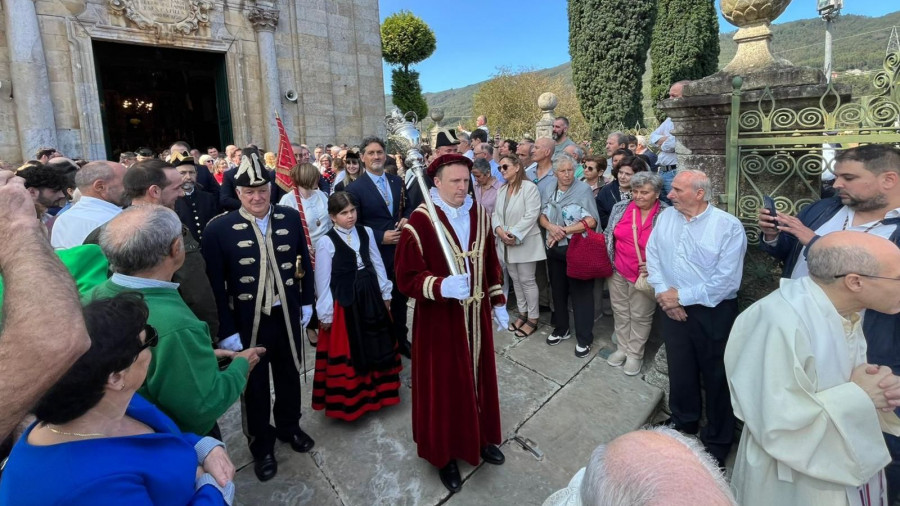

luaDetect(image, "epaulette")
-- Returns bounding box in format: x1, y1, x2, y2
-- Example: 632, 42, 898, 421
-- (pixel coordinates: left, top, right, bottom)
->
206, 210, 230, 225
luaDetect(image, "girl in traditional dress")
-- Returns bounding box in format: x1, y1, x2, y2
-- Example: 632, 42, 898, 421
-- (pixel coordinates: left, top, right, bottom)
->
311, 192, 402, 421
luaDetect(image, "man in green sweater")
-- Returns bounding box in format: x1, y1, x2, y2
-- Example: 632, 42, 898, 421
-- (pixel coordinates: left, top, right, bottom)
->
90, 204, 264, 437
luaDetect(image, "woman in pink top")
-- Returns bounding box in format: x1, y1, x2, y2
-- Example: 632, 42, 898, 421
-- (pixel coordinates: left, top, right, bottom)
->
602, 168, 666, 376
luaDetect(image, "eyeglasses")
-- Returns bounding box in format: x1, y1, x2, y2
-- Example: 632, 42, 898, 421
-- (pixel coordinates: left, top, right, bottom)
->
138, 324, 159, 351
834, 273, 900, 281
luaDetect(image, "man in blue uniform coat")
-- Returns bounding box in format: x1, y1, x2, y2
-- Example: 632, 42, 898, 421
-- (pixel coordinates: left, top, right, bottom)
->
201, 147, 315, 482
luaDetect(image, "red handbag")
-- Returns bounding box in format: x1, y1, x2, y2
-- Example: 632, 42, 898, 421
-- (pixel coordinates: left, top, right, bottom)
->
566, 219, 613, 280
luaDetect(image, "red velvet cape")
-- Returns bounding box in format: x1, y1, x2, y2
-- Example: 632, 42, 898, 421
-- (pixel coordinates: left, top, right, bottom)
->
395, 203, 506, 467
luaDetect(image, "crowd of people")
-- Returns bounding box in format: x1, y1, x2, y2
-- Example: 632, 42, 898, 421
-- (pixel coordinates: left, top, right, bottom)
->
3, 81, 900, 506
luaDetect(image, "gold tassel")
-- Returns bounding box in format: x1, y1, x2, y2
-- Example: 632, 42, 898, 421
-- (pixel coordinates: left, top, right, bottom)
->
294, 255, 305, 279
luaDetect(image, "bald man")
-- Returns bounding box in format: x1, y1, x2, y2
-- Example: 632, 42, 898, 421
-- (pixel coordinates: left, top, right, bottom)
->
543, 427, 736, 505
726, 231, 900, 505
525, 138, 557, 196
50, 161, 126, 249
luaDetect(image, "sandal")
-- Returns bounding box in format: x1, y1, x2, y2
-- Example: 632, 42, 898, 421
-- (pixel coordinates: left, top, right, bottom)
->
508, 316, 526, 332
514, 319, 539, 338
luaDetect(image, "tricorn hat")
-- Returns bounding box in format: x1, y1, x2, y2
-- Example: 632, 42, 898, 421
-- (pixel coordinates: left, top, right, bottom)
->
234, 146, 270, 187
166, 150, 195, 168
345, 146, 361, 160
426, 153, 472, 178
434, 128, 460, 148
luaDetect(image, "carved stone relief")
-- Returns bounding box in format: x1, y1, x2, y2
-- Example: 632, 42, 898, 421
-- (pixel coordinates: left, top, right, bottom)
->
108, 0, 212, 39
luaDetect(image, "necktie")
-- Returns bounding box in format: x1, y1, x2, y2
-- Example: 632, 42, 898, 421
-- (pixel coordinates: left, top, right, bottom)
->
377, 176, 391, 210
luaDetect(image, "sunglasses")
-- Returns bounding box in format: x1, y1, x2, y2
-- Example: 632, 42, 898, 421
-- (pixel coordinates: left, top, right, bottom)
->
499, 164, 515, 171
139, 324, 159, 352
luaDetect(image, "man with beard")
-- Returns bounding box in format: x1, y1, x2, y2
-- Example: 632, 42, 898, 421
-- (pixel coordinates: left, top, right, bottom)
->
759, 143, 900, 501
347, 137, 412, 358
18, 164, 68, 229
174, 161, 221, 242
552, 116, 576, 156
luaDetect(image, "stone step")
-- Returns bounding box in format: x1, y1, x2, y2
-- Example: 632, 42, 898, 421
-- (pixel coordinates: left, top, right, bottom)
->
224, 304, 664, 505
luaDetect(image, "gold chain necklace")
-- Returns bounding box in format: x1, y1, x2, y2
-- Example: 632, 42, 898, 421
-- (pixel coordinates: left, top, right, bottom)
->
45, 424, 105, 438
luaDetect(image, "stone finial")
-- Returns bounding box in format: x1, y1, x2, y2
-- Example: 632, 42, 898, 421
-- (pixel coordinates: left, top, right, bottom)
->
429, 108, 444, 125
535, 92, 557, 139
719, 0, 792, 72
248, 7, 279, 32
538, 92, 558, 112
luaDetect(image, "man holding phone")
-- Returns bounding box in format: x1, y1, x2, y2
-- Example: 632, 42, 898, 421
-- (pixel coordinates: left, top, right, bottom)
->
758, 144, 900, 501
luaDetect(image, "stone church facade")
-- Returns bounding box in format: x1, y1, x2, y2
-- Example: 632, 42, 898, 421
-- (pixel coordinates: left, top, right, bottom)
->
0, 0, 385, 164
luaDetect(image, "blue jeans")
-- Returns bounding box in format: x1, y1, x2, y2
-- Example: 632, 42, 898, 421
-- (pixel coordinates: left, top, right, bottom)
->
660, 169, 676, 205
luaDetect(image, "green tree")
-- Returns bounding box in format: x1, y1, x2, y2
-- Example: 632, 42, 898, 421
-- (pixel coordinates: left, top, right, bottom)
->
472, 67, 589, 142
391, 69, 429, 121
568, 0, 656, 132
381, 10, 436, 118
650, 0, 719, 120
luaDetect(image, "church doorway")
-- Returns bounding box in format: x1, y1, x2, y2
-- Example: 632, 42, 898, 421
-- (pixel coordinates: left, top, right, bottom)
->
93, 41, 234, 160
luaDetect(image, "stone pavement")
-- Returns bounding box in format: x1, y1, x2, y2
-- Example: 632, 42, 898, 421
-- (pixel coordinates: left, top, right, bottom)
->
222, 307, 665, 505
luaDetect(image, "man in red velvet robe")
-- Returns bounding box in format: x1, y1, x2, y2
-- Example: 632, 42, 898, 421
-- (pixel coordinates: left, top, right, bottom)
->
396, 153, 509, 494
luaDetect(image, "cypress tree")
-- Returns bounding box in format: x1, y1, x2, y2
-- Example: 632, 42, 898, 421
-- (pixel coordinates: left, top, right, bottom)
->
391, 69, 429, 121
568, 0, 656, 134
381, 10, 436, 119
649, 0, 719, 120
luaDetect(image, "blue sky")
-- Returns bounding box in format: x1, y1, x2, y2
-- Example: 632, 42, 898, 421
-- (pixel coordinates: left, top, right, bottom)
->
378, 1, 899, 94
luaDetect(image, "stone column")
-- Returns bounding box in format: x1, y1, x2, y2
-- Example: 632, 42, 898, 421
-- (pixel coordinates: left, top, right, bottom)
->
535, 92, 557, 139
428, 108, 444, 149
248, 7, 282, 151
5, 0, 58, 160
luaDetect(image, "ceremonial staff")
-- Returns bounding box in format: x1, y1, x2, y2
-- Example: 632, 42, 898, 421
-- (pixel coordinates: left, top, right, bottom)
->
384, 109, 460, 276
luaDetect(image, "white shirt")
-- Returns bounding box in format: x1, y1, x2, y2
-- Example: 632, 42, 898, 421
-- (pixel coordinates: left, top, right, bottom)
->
50, 196, 122, 249
110, 272, 180, 290
649, 117, 678, 166
314, 226, 392, 324
786, 206, 900, 279
646, 204, 747, 307
463, 149, 475, 161
278, 190, 333, 248
430, 187, 473, 276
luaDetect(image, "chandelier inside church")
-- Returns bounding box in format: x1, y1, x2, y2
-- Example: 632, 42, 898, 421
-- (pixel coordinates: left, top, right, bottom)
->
121, 98, 154, 113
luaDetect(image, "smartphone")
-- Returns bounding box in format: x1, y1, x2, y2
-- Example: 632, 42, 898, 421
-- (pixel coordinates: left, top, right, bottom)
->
763, 195, 777, 219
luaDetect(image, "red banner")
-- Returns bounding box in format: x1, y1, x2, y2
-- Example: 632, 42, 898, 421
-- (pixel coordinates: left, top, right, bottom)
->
274, 112, 295, 193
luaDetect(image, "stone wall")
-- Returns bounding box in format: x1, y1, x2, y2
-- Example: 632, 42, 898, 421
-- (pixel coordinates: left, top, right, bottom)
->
0, 0, 385, 164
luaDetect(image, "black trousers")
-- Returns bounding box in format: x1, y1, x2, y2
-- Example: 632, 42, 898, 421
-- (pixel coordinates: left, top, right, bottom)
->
546, 246, 595, 347
388, 272, 410, 345
662, 298, 738, 462
243, 306, 302, 458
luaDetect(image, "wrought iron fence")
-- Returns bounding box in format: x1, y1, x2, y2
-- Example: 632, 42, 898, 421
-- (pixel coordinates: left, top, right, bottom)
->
725, 51, 900, 246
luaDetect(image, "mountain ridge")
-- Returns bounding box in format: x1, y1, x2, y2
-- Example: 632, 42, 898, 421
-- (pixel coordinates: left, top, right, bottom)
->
385, 11, 900, 128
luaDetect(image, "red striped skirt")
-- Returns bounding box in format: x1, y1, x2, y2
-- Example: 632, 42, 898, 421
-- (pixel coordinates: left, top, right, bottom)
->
311, 304, 402, 421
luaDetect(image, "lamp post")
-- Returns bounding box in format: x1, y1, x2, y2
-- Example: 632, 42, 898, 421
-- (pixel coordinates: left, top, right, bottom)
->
818, 0, 843, 83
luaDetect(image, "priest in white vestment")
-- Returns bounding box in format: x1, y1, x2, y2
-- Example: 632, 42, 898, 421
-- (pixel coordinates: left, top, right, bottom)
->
726, 231, 900, 506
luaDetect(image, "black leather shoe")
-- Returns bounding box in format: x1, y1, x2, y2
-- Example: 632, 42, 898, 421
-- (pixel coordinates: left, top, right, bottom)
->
278, 429, 315, 453
438, 460, 462, 493
481, 444, 505, 465
254, 453, 277, 482
397, 339, 412, 359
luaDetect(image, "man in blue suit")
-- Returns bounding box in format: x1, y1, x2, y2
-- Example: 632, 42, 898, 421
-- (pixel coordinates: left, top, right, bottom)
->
347, 136, 412, 358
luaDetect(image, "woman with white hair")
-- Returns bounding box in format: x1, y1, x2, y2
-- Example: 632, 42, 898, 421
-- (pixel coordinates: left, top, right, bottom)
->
603, 171, 666, 376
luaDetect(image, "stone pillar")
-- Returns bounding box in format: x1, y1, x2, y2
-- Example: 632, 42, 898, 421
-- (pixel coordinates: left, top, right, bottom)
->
428, 108, 444, 149
5, 0, 58, 159
248, 7, 282, 151
535, 92, 557, 139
